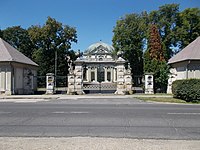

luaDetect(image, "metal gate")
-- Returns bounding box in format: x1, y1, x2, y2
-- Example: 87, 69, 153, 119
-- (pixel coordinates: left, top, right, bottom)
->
83, 82, 117, 94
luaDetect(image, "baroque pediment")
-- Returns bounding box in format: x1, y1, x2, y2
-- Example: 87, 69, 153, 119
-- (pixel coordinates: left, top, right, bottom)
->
90, 45, 110, 55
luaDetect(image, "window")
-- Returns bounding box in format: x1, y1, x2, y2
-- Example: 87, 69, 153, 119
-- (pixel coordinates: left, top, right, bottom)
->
107, 71, 111, 81
91, 71, 95, 81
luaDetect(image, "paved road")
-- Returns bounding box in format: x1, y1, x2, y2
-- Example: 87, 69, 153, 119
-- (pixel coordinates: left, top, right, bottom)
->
0, 97, 200, 140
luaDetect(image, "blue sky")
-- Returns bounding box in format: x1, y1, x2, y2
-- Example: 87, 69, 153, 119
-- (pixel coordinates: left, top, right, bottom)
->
0, 0, 199, 51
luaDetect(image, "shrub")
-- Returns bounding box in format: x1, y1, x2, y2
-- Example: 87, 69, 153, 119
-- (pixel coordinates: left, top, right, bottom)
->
172, 79, 200, 102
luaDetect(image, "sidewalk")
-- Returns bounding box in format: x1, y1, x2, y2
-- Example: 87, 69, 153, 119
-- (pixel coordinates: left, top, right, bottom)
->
0, 93, 172, 99
0, 94, 173, 103
0, 137, 199, 150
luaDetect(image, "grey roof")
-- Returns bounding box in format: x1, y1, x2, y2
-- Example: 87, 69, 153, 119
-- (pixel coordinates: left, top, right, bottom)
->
168, 36, 200, 64
0, 38, 38, 66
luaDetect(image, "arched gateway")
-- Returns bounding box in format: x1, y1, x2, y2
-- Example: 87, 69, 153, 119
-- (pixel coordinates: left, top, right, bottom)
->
67, 42, 132, 94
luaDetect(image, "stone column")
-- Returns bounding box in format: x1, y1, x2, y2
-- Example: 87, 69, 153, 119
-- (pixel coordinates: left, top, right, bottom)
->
67, 73, 75, 95
115, 57, 126, 95
88, 67, 91, 82
46, 73, 54, 95
74, 59, 85, 95
111, 67, 113, 82
145, 73, 154, 94
95, 67, 98, 82
113, 68, 117, 82
104, 67, 107, 82
124, 64, 133, 94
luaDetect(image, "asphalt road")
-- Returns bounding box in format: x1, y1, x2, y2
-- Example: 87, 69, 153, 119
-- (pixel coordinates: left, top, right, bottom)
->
0, 97, 200, 140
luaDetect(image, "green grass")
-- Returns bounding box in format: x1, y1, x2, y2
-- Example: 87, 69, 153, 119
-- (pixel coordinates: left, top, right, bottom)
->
138, 97, 190, 104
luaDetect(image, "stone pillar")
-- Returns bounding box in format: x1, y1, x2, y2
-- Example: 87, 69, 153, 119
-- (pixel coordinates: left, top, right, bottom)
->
113, 68, 117, 82
124, 63, 133, 94
104, 67, 107, 82
95, 67, 98, 82
145, 73, 154, 94
46, 73, 54, 94
115, 57, 126, 95
74, 59, 85, 95
167, 68, 177, 94
67, 73, 75, 94
87, 67, 91, 82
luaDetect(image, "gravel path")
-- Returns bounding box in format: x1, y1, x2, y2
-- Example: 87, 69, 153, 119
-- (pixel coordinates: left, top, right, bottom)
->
0, 137, 199, 150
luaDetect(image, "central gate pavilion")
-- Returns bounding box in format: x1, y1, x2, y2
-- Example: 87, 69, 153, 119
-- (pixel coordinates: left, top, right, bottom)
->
67, 41, 132, 94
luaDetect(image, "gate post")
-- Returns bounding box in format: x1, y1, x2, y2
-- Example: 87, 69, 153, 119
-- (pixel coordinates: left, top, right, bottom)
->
46, 73, 54, 94
124, 63, 133, 94
73, 58, 85, 95
144, 73, 154, 94
115, 57, 126, 95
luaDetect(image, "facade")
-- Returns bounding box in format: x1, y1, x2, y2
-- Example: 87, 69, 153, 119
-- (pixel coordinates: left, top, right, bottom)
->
167, 36, 200, 94
0, 38, 38, 95
67, 41, 132, 94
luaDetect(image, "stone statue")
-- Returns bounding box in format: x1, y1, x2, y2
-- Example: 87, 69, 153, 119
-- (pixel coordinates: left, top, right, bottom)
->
66, 55, 73, 74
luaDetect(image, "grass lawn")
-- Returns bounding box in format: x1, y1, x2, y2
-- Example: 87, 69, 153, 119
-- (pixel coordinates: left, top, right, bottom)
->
137, 97, 198, 104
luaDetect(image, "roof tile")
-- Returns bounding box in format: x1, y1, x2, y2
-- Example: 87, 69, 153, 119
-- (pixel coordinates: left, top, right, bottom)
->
0, 38, 38, 66
168, 36, 200, 64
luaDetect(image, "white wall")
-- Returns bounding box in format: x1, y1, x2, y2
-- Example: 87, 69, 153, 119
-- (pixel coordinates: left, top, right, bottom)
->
167, 61, 200, 94
0, 65, 12, 95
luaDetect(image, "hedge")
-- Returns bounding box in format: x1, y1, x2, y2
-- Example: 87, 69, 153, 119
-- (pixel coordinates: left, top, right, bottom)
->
172, 79, 200, 102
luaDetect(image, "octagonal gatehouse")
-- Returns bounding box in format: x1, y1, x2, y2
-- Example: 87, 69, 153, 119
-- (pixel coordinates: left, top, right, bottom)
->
67, 41, 132, 95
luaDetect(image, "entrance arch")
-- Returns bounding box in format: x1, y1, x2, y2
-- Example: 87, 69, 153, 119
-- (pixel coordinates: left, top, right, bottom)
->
67, 41, 132, 95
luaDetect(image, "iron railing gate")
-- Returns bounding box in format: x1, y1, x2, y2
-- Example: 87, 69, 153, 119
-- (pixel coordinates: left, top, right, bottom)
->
83, 82, 117, 94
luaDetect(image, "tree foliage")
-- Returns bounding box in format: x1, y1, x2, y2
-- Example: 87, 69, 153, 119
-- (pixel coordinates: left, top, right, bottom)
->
0, 29, 3, 38
144, 24, 169, 92
113, 4, 200, 88
1, 17, 77, 87
148, 24, 165, 61
176, 8, 200, 49
149, 4, 180, 59
28, 17, 77, 76
2, 26, 33, 58
112, 13, 146, 84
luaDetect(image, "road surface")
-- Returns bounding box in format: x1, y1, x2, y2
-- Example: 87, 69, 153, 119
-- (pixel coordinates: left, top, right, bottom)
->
0, 97, 199, 140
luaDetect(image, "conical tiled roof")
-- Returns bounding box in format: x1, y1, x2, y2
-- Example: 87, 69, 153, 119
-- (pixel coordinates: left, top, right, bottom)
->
0, 38, 38, 66
168, 36, 200, 64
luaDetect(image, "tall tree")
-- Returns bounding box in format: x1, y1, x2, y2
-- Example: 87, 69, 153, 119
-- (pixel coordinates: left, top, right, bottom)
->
2, 26, 33, 58
144, 24, 169, 92
149, 4, 180, 59
176, 8, 200, 50
112, 13, 146, 85
28, 17, 77, 77
148, 24, 165, 61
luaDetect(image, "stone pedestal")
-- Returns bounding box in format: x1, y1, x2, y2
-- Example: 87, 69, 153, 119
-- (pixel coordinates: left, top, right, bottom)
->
115, 57, 126, 95
124, 74, 132, 94
67, 58, 85, 95
67, 74, 75, 94
145, 74, 154, 94
46, 73, 54, 94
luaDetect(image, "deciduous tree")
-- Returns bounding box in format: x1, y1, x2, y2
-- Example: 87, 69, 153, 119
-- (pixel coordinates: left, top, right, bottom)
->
112, 13, 146, 85
144, 24, 169, 92
28, 17, 77, 77
2, 26, 33, 58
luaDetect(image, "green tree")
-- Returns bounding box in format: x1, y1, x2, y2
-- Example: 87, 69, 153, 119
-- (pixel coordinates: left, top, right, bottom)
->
28, 17, 77, 77
0, 29, 2, 38
112, 13, 146, 85
149, 4, 180, 59
2, 26, 33, 58
144, 24, 169, 93
176, 8, 200, 50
